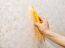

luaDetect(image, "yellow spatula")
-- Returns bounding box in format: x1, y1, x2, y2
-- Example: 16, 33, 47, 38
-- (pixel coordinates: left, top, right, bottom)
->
31, 6, 45, 41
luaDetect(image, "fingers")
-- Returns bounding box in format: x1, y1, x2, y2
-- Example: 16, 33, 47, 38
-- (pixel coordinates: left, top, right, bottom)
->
34, 16, 49, 28
40, 16, 49, 28
39, 16, 46, 21
39, 16, 48, 23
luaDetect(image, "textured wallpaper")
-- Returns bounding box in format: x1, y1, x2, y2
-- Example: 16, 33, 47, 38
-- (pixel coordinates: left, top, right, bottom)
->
0, 0, 65, 48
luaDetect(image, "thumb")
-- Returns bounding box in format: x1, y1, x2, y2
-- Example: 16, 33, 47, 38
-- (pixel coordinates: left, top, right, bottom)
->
34, 22, 44, 32
34, 22, 40, 27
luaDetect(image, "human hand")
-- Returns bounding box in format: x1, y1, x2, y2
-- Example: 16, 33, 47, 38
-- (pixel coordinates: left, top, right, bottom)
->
34, 17, 50, 35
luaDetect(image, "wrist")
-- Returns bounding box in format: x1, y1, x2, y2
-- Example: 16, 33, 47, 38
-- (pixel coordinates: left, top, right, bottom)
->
44, 29, 52, 35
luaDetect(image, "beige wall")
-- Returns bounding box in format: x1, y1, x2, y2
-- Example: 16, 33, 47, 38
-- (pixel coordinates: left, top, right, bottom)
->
0, 0, 65, 48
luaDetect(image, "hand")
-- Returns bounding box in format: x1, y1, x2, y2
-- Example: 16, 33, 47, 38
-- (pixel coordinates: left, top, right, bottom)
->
34, 17, 50, 35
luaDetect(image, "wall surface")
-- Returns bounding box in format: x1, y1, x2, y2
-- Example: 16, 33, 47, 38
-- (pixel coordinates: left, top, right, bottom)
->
0, 0, 65, 48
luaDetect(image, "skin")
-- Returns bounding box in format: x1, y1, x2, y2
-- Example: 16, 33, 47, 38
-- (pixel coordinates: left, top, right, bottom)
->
34, 17, 65, 47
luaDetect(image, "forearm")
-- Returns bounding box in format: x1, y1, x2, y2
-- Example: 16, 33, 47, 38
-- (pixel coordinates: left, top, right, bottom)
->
45, 30, 65, 47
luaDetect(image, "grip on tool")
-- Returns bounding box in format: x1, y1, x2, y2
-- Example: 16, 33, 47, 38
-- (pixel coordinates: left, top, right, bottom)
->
31, 7, 45, 41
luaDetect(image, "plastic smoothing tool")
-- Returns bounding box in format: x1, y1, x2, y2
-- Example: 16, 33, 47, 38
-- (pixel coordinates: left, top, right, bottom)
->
31, 6, 45, 41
